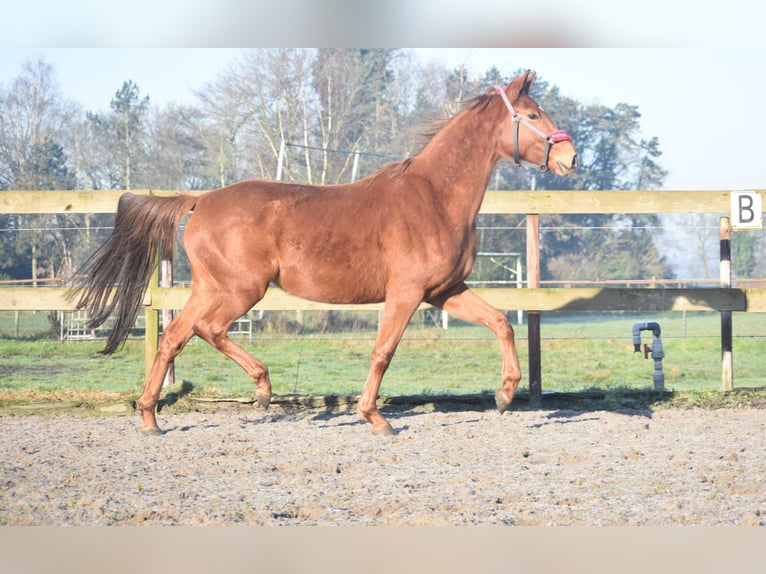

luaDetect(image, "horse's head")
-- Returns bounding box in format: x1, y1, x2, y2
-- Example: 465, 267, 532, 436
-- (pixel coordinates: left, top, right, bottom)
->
495, 70, 577, 176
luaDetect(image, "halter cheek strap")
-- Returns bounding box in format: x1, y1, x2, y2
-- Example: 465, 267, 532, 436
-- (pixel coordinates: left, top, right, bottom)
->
496, 86, 572, 172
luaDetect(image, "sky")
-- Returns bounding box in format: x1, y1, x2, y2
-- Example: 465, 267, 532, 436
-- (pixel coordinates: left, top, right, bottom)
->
1, 48, 765, 192
4, 0, 766, 48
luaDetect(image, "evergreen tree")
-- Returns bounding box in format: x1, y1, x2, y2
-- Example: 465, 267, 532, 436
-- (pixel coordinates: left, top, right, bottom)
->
18, 139, 76, 190
86, 80, 150, 189
14, 140, 80, 282
732, 233, 758, 279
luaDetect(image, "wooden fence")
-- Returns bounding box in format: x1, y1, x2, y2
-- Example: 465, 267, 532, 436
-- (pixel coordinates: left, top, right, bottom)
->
2, 189, 765, 402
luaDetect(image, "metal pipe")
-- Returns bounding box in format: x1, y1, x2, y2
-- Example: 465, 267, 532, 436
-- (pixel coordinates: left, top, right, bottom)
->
632, 321, 661, 352
632, 322, 664, 391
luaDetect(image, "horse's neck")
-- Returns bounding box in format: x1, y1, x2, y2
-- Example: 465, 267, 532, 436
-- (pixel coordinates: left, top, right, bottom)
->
416, 109, 499, 221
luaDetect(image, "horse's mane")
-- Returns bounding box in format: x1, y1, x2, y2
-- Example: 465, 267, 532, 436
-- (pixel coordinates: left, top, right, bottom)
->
366, 93, 495, 182
416, 93, 494, 145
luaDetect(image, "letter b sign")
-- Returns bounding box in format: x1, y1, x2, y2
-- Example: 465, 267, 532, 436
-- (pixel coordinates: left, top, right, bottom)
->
730, 191, 763, 230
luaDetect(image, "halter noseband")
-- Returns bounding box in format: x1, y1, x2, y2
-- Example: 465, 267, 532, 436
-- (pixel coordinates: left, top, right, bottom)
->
496, 86, 572, 172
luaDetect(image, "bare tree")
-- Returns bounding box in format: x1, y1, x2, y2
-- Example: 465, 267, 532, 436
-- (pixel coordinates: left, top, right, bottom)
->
196, 49, 412, 186
0, 59, 83, 283
196, 48, 315, 184
146, 104, 211, 190
0, 59, 75, 189
660, 213, 719, 280
311, 49, 398, 183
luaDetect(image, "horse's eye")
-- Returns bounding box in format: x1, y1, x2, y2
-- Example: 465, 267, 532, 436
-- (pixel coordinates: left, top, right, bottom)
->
528, 113, 539, 120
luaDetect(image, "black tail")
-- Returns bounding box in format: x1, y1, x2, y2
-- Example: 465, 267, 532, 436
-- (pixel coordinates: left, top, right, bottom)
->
70, 192, 198, 354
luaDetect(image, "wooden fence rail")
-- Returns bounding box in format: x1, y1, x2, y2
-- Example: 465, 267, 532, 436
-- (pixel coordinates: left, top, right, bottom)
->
3, 285, 764, 314
2, 189, 765, 399
0, 188, 752, 214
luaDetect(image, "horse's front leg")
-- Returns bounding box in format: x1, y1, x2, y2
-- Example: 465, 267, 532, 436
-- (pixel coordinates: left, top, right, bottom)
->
428, 282, 521, 413
358, 295, 422, 436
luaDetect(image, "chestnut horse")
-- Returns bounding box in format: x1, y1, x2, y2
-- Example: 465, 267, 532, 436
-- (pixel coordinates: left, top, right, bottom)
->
73, 70, 577, 436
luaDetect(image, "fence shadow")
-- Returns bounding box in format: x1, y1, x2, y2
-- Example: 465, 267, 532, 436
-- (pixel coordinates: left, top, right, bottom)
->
189, 389, 675, 425
376, 390, 673, 424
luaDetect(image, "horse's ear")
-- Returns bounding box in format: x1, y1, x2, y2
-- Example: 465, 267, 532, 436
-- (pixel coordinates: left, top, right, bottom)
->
506, 70, 536, 98
522, 70, 536, 94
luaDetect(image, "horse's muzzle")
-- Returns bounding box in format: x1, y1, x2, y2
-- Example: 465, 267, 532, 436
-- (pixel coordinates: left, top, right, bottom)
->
556, 153, 578, 176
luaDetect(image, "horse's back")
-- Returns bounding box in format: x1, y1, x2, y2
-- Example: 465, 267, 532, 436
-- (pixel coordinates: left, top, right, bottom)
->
186, 173, 473, 301
181, 178, 392, 303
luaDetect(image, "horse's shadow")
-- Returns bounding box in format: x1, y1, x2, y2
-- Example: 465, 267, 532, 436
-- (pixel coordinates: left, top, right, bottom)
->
156, 380, 195, 412
151, 387, 668, 435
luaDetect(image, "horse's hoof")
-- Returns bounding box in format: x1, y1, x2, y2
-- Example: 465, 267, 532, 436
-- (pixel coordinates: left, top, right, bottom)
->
495, 390, 512, 414
371, 421, 396, 437
140, 426, 163, 436
255, 390, 272, 410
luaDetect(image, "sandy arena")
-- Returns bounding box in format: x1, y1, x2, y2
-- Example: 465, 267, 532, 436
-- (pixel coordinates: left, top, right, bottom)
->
1, 404, 764, 526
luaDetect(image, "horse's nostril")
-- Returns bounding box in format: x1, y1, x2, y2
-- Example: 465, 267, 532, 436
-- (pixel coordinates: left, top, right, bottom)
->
571, 154, 578, 169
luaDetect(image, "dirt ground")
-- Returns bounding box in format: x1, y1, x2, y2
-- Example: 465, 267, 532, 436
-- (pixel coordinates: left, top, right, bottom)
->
1, 402, 765, 526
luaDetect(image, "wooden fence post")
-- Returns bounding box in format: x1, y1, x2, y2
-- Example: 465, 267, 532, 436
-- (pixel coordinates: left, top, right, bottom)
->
720, 217, 733, 391
144, 261, 159, 383
527, 214, 542, 408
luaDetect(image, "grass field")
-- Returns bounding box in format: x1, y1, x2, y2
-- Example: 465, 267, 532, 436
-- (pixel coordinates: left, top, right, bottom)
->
1, 310, 764, 404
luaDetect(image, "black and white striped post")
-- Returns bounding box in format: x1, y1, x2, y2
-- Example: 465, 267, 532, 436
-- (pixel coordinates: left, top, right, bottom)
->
719, 216, 733, 391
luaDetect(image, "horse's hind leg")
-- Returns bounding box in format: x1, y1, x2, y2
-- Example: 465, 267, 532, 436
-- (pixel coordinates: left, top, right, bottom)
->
193, 306, 272, 410
137, 301, 198, 434
137, 293, 271, 434
427, 282, 521, 414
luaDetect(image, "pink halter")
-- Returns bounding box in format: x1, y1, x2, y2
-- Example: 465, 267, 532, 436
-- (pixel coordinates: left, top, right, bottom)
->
496, 86, 572, 171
